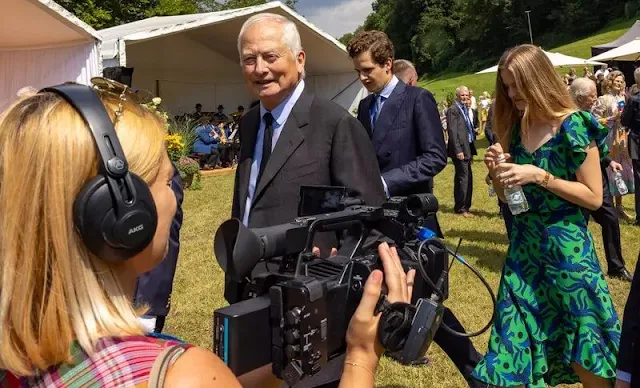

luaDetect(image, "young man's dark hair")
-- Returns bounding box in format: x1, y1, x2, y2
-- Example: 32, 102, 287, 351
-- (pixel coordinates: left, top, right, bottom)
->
346, 30, 394, 65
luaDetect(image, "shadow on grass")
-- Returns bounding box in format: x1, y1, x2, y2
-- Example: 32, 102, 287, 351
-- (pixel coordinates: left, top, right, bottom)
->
439, 203, 501, 219
447, 229, 509, 246
454, 243, 506, 273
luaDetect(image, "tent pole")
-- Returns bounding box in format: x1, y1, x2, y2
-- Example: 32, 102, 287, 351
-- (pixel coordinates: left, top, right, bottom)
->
156, 80, 160, 97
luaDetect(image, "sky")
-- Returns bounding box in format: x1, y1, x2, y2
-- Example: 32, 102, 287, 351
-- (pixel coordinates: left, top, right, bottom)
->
294, 0, 374, 39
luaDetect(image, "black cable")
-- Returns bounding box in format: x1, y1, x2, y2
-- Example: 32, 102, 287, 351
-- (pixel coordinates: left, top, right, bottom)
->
414, 238, 497, 338
415, 240, 446, 300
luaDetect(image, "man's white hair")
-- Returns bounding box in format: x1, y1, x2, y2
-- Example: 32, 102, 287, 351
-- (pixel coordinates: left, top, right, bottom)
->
237, 13, 303, 64
455, 86, 469, 96
569, 77, 595, 100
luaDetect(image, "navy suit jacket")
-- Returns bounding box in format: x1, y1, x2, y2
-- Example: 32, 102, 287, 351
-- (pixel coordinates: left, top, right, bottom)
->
357, 81, 447, 196
134, 164, 184, 317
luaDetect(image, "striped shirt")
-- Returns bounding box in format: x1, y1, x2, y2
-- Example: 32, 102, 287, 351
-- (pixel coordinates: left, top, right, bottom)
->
1, 335, 191, 387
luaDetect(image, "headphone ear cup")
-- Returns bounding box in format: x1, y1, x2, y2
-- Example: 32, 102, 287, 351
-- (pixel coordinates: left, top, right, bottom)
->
73, 173, 157, 261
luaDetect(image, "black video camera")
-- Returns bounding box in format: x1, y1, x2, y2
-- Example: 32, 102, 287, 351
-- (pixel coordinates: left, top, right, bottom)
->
212, 187, 456, 386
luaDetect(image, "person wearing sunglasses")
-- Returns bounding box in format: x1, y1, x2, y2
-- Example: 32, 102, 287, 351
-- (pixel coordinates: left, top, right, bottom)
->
0, 79, 415, 387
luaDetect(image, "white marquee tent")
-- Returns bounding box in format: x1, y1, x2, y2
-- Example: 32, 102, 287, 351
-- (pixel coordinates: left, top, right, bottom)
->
476, 50, 605, 74
0, 0, 102, 111
99, 1, 366, 116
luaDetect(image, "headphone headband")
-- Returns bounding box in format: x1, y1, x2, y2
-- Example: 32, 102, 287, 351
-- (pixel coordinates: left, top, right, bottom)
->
42, 85, 130, 179
40, 83, 158, 261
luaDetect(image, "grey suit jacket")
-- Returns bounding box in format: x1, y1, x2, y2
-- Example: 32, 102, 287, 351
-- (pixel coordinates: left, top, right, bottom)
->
227, 89, 386, 303
446, 102, 477, 160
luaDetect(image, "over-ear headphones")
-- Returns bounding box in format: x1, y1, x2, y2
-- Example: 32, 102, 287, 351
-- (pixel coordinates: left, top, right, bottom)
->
40, 83, 158, 261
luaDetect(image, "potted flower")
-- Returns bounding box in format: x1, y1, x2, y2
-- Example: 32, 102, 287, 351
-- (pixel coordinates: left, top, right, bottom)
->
176, 156, 201, 189
144, 97, 202, 190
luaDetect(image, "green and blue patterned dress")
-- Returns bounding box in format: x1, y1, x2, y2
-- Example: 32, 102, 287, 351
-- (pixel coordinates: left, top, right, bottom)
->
472, 111, 621, 387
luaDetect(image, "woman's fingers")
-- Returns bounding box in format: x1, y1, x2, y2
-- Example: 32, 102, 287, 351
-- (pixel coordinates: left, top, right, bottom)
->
352, 270, 383, 320
378, 243, 407, 303
406, 269, 416, 302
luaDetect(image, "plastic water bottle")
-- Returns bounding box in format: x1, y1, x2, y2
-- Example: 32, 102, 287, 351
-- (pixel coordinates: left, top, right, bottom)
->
614, 171, 629, 195
497, 154, 529, 215
488, 184, 496, 197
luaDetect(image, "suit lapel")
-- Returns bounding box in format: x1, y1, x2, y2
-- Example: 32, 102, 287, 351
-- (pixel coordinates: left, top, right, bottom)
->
372, 81, 407, 147
360, 94, 374, 137
252, 91, 311, 205
237, 108, 260, 221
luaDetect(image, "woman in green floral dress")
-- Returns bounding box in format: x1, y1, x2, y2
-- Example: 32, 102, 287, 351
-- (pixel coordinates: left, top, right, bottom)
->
473, 44, 621, 387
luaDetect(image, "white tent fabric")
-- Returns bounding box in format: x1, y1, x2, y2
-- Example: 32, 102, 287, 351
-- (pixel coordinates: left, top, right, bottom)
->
589, 39, 640, 62
98, 1, 366, 115
0, 0, 101, 111
476, 50, 605, 74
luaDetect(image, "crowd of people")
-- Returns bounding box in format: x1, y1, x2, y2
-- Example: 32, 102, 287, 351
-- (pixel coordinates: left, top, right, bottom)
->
187, 104, 244, 170
1, 9, 640, 388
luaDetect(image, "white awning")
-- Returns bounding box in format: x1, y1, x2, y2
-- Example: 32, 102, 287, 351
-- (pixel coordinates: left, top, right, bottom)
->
97, 1, 365, 115
476, 50, 605, 74
589, 39, 640, 62
0, 0, 102, 111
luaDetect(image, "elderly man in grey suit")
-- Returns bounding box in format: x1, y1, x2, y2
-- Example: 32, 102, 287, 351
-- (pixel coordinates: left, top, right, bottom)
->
228, 14, 386, 387
447, 86, 477, 217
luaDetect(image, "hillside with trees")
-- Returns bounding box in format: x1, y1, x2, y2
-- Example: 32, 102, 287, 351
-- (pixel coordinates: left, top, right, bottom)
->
56, 0, 298, 30
340, 0, 640, 76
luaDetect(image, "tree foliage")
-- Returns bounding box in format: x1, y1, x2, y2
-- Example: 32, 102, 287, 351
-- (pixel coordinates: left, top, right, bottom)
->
58, 0, 297, 30
352, 0, 627, 76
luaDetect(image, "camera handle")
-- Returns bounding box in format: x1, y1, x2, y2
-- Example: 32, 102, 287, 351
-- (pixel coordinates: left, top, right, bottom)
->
294, 208, 384, 276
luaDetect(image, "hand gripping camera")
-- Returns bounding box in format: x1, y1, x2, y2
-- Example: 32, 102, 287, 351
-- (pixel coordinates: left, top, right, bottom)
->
212, 189, 496, 386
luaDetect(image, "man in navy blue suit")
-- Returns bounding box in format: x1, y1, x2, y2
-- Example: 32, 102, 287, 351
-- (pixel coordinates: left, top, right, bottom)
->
349, 32, 446, 197
348, 31, 485, 388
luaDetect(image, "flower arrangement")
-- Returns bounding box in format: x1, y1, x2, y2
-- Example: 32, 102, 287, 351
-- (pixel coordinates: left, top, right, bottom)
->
176, 156, 201, 189
143, 97, 202, 190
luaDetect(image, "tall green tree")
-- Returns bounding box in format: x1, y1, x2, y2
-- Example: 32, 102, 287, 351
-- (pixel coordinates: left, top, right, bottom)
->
58, 0, 298, 29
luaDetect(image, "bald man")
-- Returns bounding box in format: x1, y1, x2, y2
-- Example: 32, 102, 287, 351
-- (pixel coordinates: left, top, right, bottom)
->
392, 59, 418, 86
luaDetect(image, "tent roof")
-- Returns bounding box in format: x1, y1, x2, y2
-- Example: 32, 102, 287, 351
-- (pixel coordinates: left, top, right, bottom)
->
476, 49, 605, 74
593, 20, 640, 50
98, 1, 354, 74
0, 0, 100, 49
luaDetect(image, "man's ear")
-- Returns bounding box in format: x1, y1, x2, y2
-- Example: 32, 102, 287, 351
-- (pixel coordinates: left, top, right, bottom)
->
296, 49, 306, 70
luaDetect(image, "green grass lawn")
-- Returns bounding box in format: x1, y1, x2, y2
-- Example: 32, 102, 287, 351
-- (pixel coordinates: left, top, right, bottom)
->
164, 139, 639, 387
421, 18, 639, 103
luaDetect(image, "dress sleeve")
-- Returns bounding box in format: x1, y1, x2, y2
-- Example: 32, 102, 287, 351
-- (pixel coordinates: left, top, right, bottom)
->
564, 111, 609, 176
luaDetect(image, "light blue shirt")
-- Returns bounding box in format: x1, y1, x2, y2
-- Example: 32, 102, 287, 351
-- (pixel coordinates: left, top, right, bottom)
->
372, 75, 399, 198
242, 79, 306, 226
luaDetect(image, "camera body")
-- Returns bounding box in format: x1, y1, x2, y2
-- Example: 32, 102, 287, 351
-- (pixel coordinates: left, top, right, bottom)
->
213, 191, 448, 386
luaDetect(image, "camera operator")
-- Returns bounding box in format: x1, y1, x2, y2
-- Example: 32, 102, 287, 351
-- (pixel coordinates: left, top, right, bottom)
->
348, 32, 484, 387
0, 85, 414, 387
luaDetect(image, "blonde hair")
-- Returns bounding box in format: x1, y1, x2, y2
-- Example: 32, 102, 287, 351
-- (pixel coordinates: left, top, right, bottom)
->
0, 88, 167, 375
493, 44, 576, 151
601, 70, 624, 95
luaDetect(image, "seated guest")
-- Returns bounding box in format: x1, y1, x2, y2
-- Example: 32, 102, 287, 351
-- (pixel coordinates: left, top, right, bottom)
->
213, 104, 228, 122
0, 81, 413, 387
191, 103, 203, 120
193, 117, 220, 169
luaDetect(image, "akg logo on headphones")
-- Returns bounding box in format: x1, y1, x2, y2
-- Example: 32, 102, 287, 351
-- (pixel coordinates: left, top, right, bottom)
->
128, 224, 144, 235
